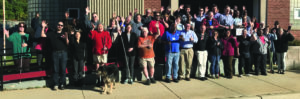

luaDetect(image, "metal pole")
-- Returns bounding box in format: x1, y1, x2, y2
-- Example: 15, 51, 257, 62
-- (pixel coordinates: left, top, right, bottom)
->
2, 0, 6, 91
120, 35, 130, 79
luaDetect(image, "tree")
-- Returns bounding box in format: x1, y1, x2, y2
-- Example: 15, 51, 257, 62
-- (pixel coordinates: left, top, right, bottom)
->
0, 0, 28, 21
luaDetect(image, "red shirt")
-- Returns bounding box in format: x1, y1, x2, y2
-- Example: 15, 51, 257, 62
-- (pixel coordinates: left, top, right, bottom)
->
89, 30, 112, 55
149, 20, 165, 36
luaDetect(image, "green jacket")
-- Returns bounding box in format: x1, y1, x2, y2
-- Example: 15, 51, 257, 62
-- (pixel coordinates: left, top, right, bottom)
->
7, 32, 31, 59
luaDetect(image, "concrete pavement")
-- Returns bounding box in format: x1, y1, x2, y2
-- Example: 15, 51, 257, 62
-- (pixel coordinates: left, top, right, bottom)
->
2, 70, 300, 99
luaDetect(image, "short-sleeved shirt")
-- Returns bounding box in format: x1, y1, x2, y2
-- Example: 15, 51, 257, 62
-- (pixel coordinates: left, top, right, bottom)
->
7, 32, 31, 59
161, 31, 181, 53
138, 35, 156, 58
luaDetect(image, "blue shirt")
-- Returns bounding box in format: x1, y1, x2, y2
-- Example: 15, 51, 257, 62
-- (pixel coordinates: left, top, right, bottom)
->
214, 13, 222, 21
219, 14, 234, 26
162, 31, 181, 53
180, 30, 198, 48
266, 33, 278, 52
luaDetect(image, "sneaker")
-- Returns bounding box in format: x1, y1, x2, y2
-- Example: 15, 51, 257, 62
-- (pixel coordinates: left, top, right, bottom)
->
145, 79, 151, 85
52, 85, 58, 91
185, 78, 191, 81
238, 74, 243, 77
173, 79, 179, 83
128, 79, 133, 84
245, 74, 252, 76
121, 79, 129, 84
261, 73, 267, 76
59, 85, 65, 90
199, 77, 205, 81
270, 70, 274, 74
212, 75, 216, 79
150, 78, 156, 83
165, 78, 171, 83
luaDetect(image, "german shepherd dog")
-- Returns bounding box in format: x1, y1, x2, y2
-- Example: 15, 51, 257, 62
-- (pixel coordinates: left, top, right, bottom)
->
96, 64, 118, 94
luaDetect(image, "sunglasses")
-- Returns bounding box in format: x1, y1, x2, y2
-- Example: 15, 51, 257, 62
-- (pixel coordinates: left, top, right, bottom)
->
19, 26, 25, 28
57, 24, 64, 27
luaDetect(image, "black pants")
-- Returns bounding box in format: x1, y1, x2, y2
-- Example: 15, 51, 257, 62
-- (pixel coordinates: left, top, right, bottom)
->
238, 55, 251, 75
125, 56, 135, 79
73, 59, 84, 80
222, 56, 233, 77
254, 54, 267, 75
14, 58, 31, 71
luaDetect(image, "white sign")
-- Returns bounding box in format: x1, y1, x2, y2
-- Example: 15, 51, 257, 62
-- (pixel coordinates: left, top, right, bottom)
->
236, 28, 243, 36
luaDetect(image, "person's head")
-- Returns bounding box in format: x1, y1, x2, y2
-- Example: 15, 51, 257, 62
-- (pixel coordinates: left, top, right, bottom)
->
233, 10, 240, 18
224, 5, 231, 15
279, 28, 284, 35
257, 28, 263, 36
234, 5, 238, 10
230, 9, 234, 16
188, 14, 192, 23
242, 29, 247, 37
35, 12, 40, 18
109, 18, 117, 26
170, 23, 177, 33
176, 16, 181, 23
92, 12, 98, 22
164, 14, 170, 21
252, 16, 256, 22
155, 12, 161, 20
97, 23, 104, 32
208, 11, 214, 20
212, 4, 218, 13
186, 5, 191, 13
264, 26, 270, 34
57, 21, 64, 31
116, 16, 121, 21
185, 23, 191, 31
18, 22, 26, 33
242, 16, 247, 22
200, 25, 206, 33
242, 10, 248, 17
75, 29, 82, 40
125, 24, 132, 33
226, 30, 231, 37
198, 7, 204, 15
274, 21, 280, 28
213, 31, 219, 37
146, 8, 152, 16
136, 14, 142, 22
142, 27, 149, 37
65, 11, 69, 18
126, 16, 132, 23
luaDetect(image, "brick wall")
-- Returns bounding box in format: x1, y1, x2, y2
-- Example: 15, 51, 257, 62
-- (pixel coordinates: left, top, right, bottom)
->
144, 0, 161, 14
267, 0, 300, 40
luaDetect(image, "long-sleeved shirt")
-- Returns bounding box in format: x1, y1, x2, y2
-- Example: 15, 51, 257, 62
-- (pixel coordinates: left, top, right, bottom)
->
180, 30, 198, 48
214, 13, 222, 21
194, 32, 209, 51
265, 33, 277, 52
7, 32, 31, 59
221, 36, 239, 56
219, 14, 234, 26
149, 20, 165, 36
89, 30, 112, 55
162, 30, 181, 53
84, 15, 101, 30
132, 22, 143, 37
274, 33, 295, 53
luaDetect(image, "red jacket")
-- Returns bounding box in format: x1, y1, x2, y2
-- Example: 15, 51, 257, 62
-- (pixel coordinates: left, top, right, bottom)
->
89, 30, 112, 55
149, 20, 165, 36
221, 36, 239, 56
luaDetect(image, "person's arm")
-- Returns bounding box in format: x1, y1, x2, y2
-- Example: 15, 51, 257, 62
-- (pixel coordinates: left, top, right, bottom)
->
192, 31, 198, 43
88, 30, 94, 40
106, 32, 113, 50
154, 22, 161, 39
287, 32, 295, 41
4, 29, 10, 39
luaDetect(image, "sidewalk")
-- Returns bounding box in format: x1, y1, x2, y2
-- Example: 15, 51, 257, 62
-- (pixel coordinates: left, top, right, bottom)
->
1, 70, 300, 99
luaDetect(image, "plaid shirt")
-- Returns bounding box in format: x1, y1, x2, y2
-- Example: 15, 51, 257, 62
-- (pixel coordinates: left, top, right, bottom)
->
202, 18, 220, 28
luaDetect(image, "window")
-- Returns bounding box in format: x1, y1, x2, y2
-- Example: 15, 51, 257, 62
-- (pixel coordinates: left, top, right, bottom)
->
68, 8, 80, 19
294, 8, 300, 19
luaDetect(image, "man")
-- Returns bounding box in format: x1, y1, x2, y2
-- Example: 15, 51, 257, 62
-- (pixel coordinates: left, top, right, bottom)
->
138, 27, 160, 85
193, 7, 206, 32
162, 23, 181, 83
31, 12, 40, 31
5, 22, 32, 72
212, 4, 222, 21
84, 7, 101, 31
41, 21, 69, 90
194, 25, 209, 80
202, 11, 220, 36
63, 11, 72, 33
142, 8, 152, 27
178, 23, 198, 81
174, 4, 191, 24
89, 24, 112, 69
132, 14, 144, 37
219, 5, 234, 31
149, 12, 165, 36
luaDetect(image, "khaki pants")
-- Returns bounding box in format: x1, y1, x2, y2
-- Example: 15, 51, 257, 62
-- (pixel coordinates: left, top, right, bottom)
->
179, 48, 194, 78
195, 50, 208, 77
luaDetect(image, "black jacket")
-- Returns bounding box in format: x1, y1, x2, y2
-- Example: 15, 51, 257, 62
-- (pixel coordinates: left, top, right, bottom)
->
69, 35, 87, 60
207, 37, 223, 56
117, 32, 138, 57
194, 32, 209, 51
274, 32, 294, 53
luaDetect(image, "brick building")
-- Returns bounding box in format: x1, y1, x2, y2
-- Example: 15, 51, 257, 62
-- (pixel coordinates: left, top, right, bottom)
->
27, 0, 299, 39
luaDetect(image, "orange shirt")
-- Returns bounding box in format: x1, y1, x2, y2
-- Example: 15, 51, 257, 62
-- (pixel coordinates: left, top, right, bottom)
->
138, 35, 156, 58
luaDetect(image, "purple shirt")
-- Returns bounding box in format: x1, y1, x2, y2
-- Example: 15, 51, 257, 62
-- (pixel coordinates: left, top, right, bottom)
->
221, 36, 239, 56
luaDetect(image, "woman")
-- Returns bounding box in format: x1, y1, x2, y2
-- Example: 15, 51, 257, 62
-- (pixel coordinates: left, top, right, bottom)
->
274, 28, 294, 74
221, 30, 239, 79
237, 29, 252, 77
162, 14, 174, 31
251, 28, 268, 75
208, 31, 223, 79
264, 27, 277, 74
117, 24, 138, 84
70, 30, 86, 83
233, 10, 242, 28
107, 18, 121, 61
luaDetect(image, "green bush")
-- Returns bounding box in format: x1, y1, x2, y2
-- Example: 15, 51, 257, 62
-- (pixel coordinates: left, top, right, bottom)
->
288, 40, 300, 46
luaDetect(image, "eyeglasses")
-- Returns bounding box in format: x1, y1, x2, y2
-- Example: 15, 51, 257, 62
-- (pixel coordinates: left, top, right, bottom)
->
57, 24, 64, 27
93, 16, 97, 18
19, 26, 24, 28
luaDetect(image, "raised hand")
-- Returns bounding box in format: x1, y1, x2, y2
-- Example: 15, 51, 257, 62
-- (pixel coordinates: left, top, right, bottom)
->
121, 17, 125, 22
160, 6, 164, 12
155, 22, 159, 28
22, 43, 28, 47
42, 21, 47, 28
179, 4, 184, 9
86, 7, 90, 15
134, 8, 138, 14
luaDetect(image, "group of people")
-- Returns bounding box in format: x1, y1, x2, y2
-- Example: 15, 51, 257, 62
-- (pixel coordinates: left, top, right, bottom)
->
3, 4, 295, 90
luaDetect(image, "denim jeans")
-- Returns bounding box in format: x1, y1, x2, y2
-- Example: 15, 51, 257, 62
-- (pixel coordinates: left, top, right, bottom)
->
73, 59, 84, 80
165, 52, 180, 79
52, 51, 68, 86
210, 55, 221, 75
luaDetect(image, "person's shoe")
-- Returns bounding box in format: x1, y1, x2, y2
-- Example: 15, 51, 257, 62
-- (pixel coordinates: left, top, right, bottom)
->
238, 74, 243, 77
122, 79, 129, 84
261, 73, 267, 76
245, 74, 252, 76
128, 79, 133, 84
216, 74, 219, 79
270, 70, 275, 74
173, 79, 179, 83
281, 70, 285, 74
59, 85, 65, 90
165, 78, 171, 83
227, 76, 233, 79
203, 77, 208, 80
150, 78, 156, 83
52, 85, 58, 91
178, 76, 182, 80
185, 78, 191, 81
145, 79, 151, 85
199, 77, 205, 81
